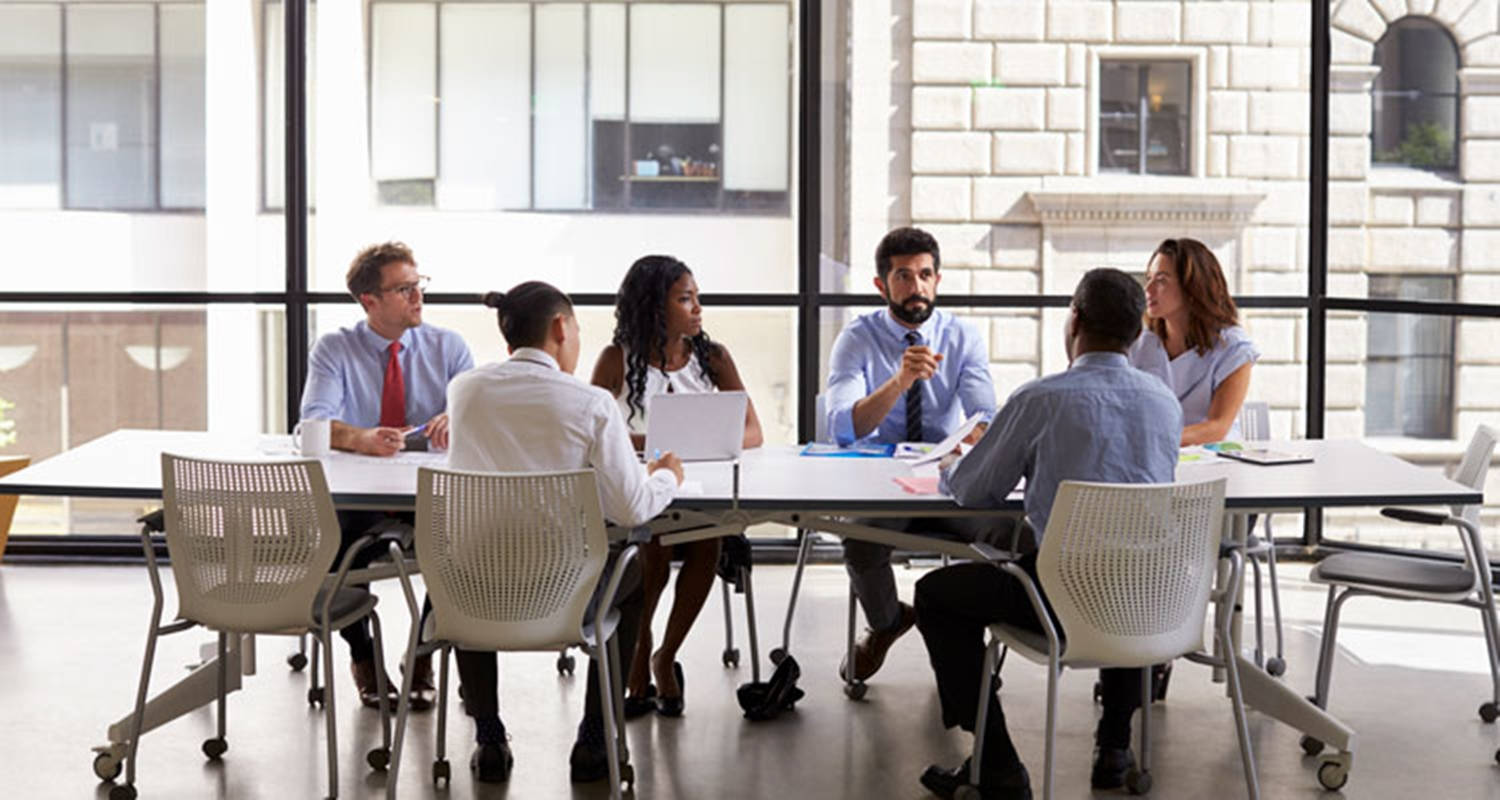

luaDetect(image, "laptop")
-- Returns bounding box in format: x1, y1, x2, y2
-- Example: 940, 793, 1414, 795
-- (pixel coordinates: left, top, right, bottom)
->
644, 391, 748, 462
1217, 448, 1313, 466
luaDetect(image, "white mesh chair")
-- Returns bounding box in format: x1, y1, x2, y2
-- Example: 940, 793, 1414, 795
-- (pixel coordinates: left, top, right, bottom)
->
1237, 401, 1288, 676
109, 454, 394, 800
1301, 425, 1500, 762
962, 478, 1258, 800
387, 466, 638, 800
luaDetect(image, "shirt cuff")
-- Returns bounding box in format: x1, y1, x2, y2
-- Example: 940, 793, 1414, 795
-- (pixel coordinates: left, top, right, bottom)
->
831, 405, 859, 446
938, 453, 968, 498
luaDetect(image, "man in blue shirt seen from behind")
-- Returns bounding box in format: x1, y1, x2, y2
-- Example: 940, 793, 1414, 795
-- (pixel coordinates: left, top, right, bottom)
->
824, 226, 1001, 686
300, 241, 474, 712
914, 268, 1182, 800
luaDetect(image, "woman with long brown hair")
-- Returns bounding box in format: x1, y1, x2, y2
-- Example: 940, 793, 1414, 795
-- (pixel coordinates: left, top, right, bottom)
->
1129, 237, 1260, 445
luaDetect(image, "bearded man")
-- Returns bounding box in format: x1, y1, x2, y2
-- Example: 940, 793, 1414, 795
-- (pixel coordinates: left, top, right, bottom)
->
822, 226, 1004, 686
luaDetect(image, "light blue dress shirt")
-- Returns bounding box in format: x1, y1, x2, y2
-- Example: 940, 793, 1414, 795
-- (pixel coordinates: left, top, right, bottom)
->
1128, 325, 1259, 436
300, 320, 474, 428
940, 351, 1182, 540
825, 308, 996, 446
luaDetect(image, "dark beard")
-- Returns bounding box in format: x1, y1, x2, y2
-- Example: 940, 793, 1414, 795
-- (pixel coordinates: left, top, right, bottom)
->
888, 295, 934, 325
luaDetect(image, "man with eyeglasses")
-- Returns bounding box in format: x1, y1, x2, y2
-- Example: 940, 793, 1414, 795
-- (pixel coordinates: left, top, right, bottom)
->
300, 240, 474, 712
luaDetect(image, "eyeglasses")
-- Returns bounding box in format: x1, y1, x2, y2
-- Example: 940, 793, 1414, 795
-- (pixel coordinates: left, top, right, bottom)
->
376, 275, 430, 300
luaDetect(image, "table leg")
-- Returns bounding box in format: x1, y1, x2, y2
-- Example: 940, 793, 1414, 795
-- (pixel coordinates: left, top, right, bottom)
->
102, 634, 249, 748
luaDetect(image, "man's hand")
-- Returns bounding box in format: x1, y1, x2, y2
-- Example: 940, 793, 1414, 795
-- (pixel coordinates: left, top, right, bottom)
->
961, 421, 988, 446
898, 346, 944, 390
422, 412, 452, 450
647, 451, 685, 485
352, 426, 406, 457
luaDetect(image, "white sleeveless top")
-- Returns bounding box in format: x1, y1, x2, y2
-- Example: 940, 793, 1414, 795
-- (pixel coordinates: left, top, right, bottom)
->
614, 348, 718, 435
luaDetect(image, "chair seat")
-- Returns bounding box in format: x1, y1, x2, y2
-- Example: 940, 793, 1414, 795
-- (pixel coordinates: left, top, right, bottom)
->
1312, 552, 1476, 596
313, 586, 377, 627
988, 623, 1055, 665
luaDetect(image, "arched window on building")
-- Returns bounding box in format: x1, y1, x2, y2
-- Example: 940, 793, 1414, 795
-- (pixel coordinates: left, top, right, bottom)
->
1372, 17, 1459, 171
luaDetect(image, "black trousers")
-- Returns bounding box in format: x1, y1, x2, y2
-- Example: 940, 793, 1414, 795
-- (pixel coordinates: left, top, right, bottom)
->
333, 510, 411, 662
455, 545, 644, 731
914, 555, 1145, 773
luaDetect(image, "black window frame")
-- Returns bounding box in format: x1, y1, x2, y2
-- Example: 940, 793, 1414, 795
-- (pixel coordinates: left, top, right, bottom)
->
7, 0, 1500, 563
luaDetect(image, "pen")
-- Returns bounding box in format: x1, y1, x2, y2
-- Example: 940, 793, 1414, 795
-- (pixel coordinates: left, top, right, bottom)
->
406, 423, 428, 437
652, 448, 661, 460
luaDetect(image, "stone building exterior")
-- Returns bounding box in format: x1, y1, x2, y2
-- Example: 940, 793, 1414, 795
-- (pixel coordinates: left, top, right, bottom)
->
841, 0, 1500, 546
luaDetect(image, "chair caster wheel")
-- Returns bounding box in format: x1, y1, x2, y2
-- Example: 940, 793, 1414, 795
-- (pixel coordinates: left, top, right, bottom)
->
1300, 735, 1325, 757
953, 784, 981, 800
201, 737, 228, 760
287, 652, 308, 672
366, 747, 390, 771
1265, 657, 1286, 677
432, 758, 451, 787
94, 752, 123, 782
1479, 701, 1498, 723
1317, 758, 1349, 790
556, 654, 576, 676
844, 681, 867, 700
307, 687, 325, 707
620, 762, 635, 785
1125, 767, 1152, 795
1092, 680, 1103, 704
109, 784, 138, 800
722, 648, 740, 668
769, 648, 786, 665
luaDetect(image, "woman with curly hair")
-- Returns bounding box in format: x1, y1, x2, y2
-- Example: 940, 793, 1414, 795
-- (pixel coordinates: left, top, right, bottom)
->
591, 254, 763, 718
1129, 237, 1260, 445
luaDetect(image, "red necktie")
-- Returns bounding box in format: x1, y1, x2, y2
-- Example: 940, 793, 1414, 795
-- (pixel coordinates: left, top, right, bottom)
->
380, 341, 406, 428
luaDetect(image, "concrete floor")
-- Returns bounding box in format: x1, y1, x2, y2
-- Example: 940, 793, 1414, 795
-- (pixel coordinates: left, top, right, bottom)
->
3, 560, 1500, 799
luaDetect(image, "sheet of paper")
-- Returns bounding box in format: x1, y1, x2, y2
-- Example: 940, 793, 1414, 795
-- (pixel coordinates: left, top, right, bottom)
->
675, 480, 705, 497
906, 411, 985, 466
892, 476, 940, 495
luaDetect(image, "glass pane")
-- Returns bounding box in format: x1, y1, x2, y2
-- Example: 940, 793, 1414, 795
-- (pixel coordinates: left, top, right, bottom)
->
65, 4, 155, 210
1144, 61, 1190, 176
0, 304, 285, 536
160, 4, 205, 208
320, 0, 797, 294
1372, 19, 1459, 171
1099, 62, 1142, 173
0, 5, 62, 209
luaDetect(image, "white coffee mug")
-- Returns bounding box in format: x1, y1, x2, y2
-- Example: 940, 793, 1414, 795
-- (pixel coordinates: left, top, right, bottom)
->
294, 418, 332, 457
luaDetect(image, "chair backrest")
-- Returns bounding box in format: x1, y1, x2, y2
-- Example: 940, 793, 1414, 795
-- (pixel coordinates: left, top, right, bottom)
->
1036, 478, 1228, 669
1237, 401, 1271, 441
415, 466, 609, 652
161, 453, 341, 633
1451, 425, 1497, 527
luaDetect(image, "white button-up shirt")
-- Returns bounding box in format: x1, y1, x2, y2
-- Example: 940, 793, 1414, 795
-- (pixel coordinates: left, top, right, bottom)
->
446, 347, 678, 528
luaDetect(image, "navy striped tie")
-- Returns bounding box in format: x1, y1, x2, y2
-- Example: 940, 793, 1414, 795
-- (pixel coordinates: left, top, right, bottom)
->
904, 331, 923, 442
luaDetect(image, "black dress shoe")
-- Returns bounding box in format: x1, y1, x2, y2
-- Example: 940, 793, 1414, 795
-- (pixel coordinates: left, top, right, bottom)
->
623, 685, 657, 720
919, 759, 1031, 800
656, 662, 685, 717
569, 740, 611, 783
1090, 746, 1135, 790
470, 742, 513, 783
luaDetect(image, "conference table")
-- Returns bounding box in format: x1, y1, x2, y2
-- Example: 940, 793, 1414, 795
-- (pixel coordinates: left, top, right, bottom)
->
1, 428, 1484, 791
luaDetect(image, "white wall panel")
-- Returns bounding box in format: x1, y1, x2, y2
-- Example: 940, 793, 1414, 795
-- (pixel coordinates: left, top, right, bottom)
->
437, 4, 530, 210
629, 5, 721, 122
723, 5, 789, 191
371, 3, 436, 180
535, 4, 586, 209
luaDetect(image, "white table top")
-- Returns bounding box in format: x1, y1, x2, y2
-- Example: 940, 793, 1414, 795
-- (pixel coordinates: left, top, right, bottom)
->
0, 429, 1481, 513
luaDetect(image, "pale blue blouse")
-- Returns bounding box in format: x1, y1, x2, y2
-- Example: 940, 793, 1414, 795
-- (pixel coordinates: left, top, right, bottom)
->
1128, 325, 1259, 438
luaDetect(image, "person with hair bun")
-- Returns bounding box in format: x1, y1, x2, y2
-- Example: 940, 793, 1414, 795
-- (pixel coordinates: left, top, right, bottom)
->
1129, 238, 1260, 446
589, 254, 763, 719
445, 281, 683, 785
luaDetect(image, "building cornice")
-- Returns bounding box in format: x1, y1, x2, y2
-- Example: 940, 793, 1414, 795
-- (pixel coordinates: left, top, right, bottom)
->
1331, 65, 1381, 93
1024, 182, 1266, 226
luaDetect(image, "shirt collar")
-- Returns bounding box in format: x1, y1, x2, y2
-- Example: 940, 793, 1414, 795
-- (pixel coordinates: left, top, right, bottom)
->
356, 320, 414, 353
877, 306, 941, 343
509, 347, 559, 370
1071, 350, 1129, 369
